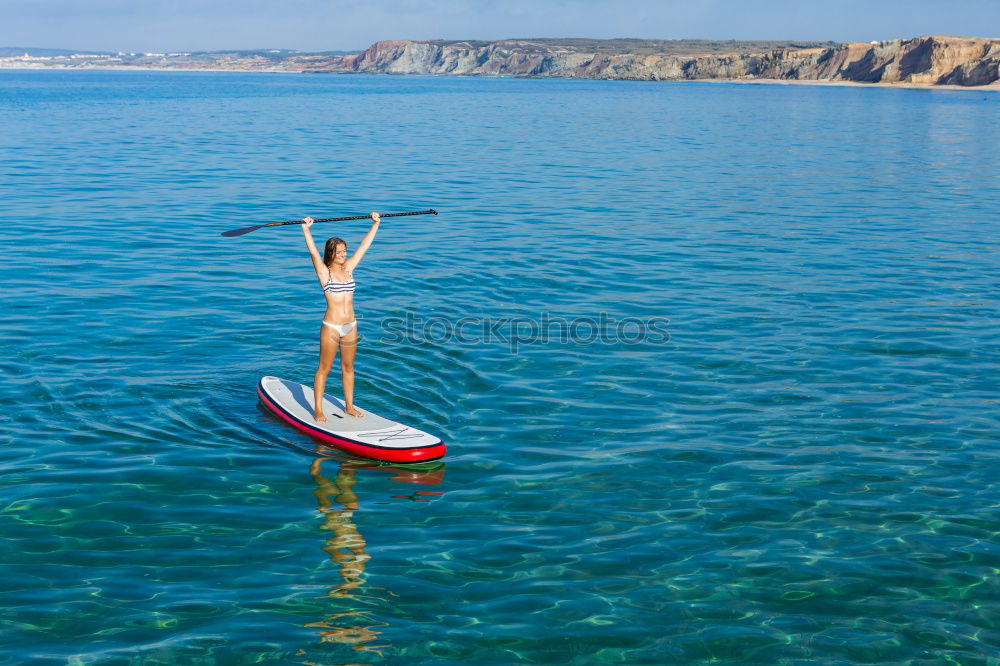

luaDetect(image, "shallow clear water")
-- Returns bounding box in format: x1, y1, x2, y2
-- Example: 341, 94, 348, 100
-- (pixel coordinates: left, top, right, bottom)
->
1, 70, 999, 664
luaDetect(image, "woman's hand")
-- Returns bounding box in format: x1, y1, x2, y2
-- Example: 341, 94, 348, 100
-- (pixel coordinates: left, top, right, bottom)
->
370, 212, 380, 223
303, 216, 315, 228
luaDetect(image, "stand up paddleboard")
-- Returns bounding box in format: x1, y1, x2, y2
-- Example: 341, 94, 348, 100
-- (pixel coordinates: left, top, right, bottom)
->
258, 376, 446, 463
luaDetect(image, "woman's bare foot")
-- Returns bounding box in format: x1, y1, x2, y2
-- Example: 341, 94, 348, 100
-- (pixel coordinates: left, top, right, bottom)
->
345, 405, 364, 418
314, 412, 328, 423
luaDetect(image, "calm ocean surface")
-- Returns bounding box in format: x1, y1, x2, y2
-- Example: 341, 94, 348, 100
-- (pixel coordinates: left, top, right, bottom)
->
1, 69, 998, 664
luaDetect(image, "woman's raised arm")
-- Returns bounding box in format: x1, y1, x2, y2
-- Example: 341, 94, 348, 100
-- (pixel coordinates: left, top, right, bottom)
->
302, 217, 329, 284
345, 212, 380, 271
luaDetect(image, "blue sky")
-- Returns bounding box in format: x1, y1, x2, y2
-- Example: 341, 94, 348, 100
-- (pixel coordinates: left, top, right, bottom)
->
3, 0, 998, 52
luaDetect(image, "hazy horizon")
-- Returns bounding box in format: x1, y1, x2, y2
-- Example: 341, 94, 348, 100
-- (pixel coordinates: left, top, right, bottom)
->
2, 0, 998, 53
2, 38, 849, 56
3, 34, 994, 56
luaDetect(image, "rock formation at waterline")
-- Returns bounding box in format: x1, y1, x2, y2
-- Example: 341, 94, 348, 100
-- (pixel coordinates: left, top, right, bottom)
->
4, 36, 997, 87
318, 36, 1000, 87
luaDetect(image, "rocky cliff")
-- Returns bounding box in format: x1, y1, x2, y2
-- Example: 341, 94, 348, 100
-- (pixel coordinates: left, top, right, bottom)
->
316, 36, 1000, 86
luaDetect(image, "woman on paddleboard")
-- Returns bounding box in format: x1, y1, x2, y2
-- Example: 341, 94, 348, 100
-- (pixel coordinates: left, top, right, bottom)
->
302, 212, 380, 421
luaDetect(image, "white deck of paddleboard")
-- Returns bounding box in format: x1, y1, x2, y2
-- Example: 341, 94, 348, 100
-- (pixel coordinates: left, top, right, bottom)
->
260, 376, 441, 449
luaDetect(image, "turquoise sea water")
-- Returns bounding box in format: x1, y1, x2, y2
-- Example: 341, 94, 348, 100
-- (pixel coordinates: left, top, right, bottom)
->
1, 69, 998, 664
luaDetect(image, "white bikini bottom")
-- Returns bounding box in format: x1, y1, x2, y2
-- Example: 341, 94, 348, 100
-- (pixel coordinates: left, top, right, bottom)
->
322, 320, 357, 336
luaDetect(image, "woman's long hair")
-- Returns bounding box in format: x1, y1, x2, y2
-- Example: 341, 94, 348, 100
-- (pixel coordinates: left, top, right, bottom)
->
323, 237, 346, 268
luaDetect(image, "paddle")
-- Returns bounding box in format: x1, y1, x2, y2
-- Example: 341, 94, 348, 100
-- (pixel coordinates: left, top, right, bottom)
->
221, 209, 438, 237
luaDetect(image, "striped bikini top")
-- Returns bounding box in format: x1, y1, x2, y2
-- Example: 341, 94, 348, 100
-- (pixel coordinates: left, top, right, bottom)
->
323, 269, 355, 295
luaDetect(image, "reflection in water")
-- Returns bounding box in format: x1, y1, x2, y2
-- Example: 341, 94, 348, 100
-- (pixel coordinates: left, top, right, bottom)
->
312, 459, 368, 595
303, 456, 445, 658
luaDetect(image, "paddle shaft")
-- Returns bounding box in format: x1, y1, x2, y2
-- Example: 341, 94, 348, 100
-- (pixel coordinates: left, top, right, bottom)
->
267, 209, 437, 229
221, 209, 438, 237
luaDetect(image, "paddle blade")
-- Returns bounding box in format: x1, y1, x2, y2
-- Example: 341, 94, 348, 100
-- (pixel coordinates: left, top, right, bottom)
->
221, 224, 265, 237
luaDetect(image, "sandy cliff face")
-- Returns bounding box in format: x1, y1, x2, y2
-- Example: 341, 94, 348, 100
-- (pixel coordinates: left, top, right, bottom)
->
315, 36, 1000, 86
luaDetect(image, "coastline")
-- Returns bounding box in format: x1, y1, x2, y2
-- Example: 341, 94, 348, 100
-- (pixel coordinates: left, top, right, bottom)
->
5, 36, 999, 90
3, 64, 999, 91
